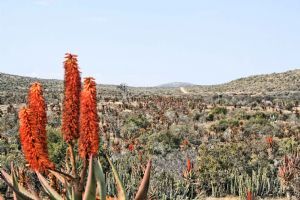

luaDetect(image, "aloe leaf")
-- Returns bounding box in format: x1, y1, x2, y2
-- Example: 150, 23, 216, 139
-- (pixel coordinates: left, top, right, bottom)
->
83, 157, 96, 200
106, 155, 128, 200
49, 170, 69, 183
36, 172, 64, 200
134, 160, 152, 200
49, 170, 72, 200
65, 185, 72, 200
93, 159, 106, 200
0, 170, 33, 200
71, 188, 75, 200
0, 169, 37, 199
70, 187, 83, 200
11, 164, 20, 200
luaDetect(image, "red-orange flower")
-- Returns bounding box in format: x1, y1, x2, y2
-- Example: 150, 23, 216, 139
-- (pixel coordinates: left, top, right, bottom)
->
186, 158, 192, 172
62, 53, 81, 143
28, 82, 49, 156
246, 190, 253, 200
19, 107, 54, 172
128, 143, 135, 152
79, 77, 99, 159
265, 136, 273, 147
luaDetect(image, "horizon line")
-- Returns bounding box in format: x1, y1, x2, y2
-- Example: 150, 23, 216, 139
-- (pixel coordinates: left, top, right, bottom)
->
0, 68, 299, 88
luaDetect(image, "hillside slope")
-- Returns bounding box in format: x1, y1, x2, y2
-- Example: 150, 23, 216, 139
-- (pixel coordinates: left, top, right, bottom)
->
0, 69, 299, 103
189, 69, 300, 94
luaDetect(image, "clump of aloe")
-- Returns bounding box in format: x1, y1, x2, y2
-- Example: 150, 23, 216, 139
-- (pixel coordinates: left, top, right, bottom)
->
0, 53, 152, 200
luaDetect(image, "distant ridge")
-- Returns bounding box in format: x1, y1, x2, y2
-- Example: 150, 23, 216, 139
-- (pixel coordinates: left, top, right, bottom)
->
0, 69, 299, 95
157, 82, 195, 88
188, 69, 300, 94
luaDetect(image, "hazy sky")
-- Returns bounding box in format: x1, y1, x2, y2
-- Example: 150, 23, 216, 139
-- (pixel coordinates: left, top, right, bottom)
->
0, 0, 299, 86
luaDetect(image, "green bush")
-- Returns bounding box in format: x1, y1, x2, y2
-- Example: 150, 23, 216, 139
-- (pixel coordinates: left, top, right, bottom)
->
144, 130, 183, 155
206, 113, 214, 121
211, 107, 228, 115
47, 127, 68, 167
210, 119, 240, 132
121, 114, 150, 139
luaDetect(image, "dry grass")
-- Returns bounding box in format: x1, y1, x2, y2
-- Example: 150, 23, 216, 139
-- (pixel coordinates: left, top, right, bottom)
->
206, 197, 239, 200
205, 197, 287, 200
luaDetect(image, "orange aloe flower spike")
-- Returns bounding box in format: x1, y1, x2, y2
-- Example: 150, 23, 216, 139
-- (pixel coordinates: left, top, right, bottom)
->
19, 107, 54, 172
79, 77, 99, 159
62, 53, 81, 143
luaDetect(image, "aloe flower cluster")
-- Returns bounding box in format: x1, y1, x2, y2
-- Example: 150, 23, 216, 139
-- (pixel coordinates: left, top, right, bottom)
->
19, 83, 54, 172
62, 53, 81, 143
79, 77, 99, 159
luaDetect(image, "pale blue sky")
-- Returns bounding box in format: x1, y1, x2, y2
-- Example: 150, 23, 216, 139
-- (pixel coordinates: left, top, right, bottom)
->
0, 0, 299, 86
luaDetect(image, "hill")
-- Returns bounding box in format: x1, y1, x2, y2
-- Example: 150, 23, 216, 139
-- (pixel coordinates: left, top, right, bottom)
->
188, 69, 300, 95
157, 82, 194, 88
0, 69, 299, 104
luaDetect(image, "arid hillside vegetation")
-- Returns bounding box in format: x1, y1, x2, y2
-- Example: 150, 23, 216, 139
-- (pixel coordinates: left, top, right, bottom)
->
0, 68, 299, 199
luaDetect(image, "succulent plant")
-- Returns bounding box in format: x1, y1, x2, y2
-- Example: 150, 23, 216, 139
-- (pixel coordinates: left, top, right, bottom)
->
0, 157, 151, 200
0, 53, 152, 200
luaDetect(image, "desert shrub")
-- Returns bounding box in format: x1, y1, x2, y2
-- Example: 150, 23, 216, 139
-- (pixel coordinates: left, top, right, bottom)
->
234, 110, 251, 120
210, 119, 239, 133
0, 113, 18, 133
47, 113, 61, 128
210, 120, 229, 132
145, 130, 183, 155
121, 114, 150, 139
284, 102, 295, 111
206, 113, 214, 121
193, 112, 201, 121
249, 112, 269, 125
125, 114, 149, 129
248, 117, 270, 126
211, 107, 228, 115
0, 122, 23, 168
47, 127, 68, 167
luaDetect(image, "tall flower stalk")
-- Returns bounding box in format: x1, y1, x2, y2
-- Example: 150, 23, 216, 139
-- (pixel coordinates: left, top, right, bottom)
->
28, 82, 48, 152
79, 77, 99, 159
62, 53, 81, 143
61, 53, 81, 185
19, 82, 54, 172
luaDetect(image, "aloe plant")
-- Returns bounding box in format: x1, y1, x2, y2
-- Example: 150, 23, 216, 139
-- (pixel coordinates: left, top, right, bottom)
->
0, 54, 152, 200
0, 157, 152, 200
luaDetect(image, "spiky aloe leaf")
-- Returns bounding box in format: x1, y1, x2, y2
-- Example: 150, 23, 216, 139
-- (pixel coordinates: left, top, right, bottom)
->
134, 160, 152, 200
93, 159, 106, 200
36, 172, 63, 200
0, 169, 37, 200
49, 169, 73, 183
71, 188, 76, 200
0, 170, 33, 200
83, 157, 96, 200
49, 170, 72, 200
106, 155, 128, 200
12, 164, 20, 200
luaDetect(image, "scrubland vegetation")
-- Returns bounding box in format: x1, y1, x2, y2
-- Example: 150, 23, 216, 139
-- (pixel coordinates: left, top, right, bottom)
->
0, 56, 299, 199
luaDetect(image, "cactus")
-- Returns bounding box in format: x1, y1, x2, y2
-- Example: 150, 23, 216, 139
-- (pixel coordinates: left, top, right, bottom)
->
0, 53, 152, 200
